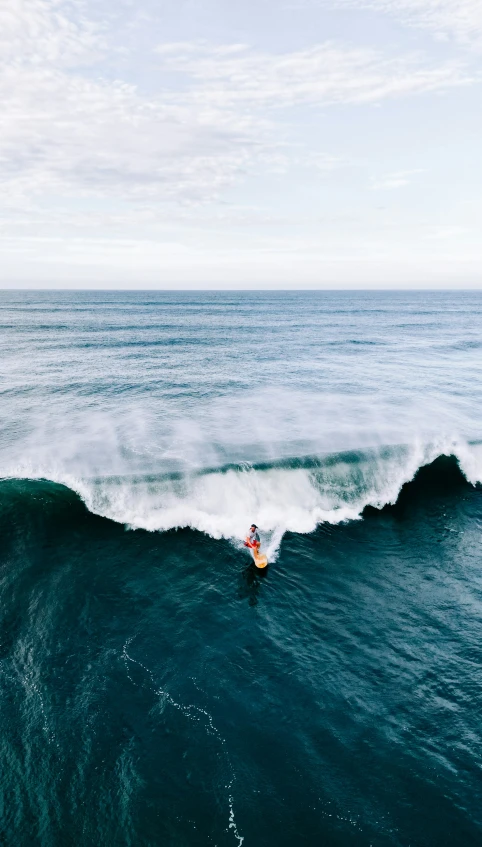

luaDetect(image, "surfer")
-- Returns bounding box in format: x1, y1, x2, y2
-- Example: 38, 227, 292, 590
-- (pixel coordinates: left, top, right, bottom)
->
245, 524, 260, 553
245, 524, 268, 568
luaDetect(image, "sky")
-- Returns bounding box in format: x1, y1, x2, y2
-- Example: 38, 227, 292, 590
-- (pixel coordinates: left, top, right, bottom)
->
1, 0, 481, 288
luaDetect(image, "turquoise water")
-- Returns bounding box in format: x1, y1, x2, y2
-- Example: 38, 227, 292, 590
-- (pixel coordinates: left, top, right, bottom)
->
1, 290, 482, 845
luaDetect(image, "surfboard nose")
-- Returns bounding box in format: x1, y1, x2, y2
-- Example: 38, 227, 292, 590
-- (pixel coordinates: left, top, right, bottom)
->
254, 553, 268, 568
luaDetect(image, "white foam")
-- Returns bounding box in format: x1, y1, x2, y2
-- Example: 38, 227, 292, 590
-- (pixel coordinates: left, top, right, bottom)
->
1, 386, 480, 559
453, 441, 482, 486
2, 435, 480, 562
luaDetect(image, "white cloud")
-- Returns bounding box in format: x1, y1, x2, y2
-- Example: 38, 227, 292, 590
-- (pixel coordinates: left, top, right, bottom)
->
0, 62, 254, 206
0, 0, 473, 213
0, 0, 101, 67
157, 41, 472, 109
0, 96, 232, 205
371, 168, 425, 189
0, 0, 480, 287
0, 2, 253, 205
424, 224, 470, 239
334, 0, 482, 49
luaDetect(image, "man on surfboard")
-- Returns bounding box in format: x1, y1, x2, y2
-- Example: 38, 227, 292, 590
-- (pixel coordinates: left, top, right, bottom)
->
245, 524, 260, 553
245, 525, 268, 568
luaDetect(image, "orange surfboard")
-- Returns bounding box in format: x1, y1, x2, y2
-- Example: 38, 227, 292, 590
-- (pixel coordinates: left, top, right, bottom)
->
253, 551, 268, 568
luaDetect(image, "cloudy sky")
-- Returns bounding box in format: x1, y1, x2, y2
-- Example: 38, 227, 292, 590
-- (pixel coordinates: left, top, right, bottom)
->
1, 0, 481, 287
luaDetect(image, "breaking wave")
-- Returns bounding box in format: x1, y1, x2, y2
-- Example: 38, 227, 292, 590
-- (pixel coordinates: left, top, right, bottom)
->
2, 439, 481, 561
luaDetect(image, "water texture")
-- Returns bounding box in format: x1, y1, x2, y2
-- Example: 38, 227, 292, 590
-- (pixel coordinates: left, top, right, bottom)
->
0, 290, 481, 846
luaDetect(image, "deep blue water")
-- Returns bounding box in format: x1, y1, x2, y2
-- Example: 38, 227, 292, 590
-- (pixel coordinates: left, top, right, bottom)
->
1, 290, 482, 846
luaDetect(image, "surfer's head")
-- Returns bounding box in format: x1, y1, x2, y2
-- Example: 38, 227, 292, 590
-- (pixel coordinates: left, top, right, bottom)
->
251, 524, 257, 530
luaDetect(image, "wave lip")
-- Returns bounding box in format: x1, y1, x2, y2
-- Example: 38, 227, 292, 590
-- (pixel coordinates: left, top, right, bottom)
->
2, 439, 481, 561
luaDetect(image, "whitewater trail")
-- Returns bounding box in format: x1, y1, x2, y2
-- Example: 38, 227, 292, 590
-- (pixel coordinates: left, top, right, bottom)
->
122, 638, 244, 846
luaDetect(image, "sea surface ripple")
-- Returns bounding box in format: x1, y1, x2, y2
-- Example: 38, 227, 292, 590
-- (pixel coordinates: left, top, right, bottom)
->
0, 290, 481, 846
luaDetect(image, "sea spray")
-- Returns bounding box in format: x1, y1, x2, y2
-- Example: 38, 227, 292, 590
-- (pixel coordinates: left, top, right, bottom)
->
2, 440, 480, 556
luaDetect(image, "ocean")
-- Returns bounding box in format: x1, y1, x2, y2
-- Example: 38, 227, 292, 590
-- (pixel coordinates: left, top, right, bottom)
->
0, 289, 481, 846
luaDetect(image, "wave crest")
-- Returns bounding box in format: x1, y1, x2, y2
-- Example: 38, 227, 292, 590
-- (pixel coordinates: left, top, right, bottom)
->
2, 439, 481, 560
